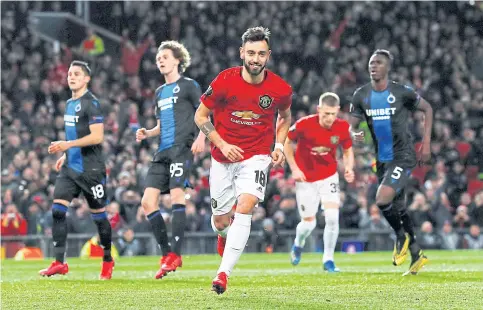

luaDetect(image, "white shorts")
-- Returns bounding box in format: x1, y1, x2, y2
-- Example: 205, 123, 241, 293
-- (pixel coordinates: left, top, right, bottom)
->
209, 155, 272, 216
295, 172, 341, 218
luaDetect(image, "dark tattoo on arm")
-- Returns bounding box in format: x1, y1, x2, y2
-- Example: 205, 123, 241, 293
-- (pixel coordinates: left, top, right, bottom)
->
199, 121, 215, 137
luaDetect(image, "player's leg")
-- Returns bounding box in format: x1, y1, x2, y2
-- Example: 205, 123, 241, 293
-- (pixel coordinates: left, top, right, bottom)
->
142, 161, 173, 278
166, 147, 195, 259
394, 189, 429, 275
376, 162, 411, 266
320, 173, 341, 272
81, 171, 114, 279
209, 157, 237, 257
212, 155, 271, 294
291, 181, 319, 265
39, 168, 78, 276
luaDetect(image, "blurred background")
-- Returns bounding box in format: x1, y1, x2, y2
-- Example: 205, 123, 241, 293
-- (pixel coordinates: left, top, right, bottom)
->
1, 1, 483, 260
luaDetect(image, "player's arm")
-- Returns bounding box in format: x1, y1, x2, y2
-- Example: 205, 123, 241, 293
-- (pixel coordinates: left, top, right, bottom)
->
136, 120, 160, 142
195, 102, 244, 162
275, 107, 292, 150
342, 146, 355, 183
349, 88, 366, 142
416, 98, 433, 164
284, 136, 306, 182
49, 123, 104, 154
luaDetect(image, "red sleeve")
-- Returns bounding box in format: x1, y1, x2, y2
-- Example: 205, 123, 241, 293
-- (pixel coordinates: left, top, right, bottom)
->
278, 85, 293, 111
200, 73, 226, 109
287, 119, 302, 141
340, 121, 352, 149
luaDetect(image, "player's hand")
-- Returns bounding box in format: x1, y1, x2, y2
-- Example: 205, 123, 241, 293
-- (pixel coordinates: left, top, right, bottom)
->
271, 149, 285, 168
291, 168, 306, 182
136, 128, 148, 142
418, 142, 431, 166
55, 154, 66, 172
191, 137, 205, 155
48, 141, 71, 154
220, 142, 244, 162
351, 130, 365, 142
344, 168, 355, 183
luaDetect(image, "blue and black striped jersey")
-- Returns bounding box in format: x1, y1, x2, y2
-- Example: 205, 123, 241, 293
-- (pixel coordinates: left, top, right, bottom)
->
154, 76, 202, 152
350, 81, 420, 163
64, 90, 105, 173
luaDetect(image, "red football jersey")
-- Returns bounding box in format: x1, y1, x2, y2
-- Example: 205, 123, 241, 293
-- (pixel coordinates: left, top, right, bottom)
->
287, 116, 352, 182
201, 67, 292, 163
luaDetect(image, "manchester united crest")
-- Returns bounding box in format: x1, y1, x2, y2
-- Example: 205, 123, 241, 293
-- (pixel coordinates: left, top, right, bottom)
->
330, 136, 339, 144
258, 95, 273, 109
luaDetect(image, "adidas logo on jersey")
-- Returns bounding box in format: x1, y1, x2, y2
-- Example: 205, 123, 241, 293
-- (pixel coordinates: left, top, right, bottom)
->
365, 108, 397, 120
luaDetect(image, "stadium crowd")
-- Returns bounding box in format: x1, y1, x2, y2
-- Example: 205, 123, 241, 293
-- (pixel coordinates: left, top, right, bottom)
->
1, 1, 483, 257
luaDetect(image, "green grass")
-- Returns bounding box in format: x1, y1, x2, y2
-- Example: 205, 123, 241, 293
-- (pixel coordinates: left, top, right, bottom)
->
2, 250, 482, 309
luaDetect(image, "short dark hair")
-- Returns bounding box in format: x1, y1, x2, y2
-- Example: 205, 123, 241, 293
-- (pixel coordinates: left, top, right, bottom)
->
241, 26, 271, 47
70, 60, 92, 76
372, 49, 393, 65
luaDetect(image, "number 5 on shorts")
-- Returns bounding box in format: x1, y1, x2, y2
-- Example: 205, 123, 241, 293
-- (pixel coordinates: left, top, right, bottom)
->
391, 166, 403, 179
91, 184, 105, 199
170, 163, 184, 177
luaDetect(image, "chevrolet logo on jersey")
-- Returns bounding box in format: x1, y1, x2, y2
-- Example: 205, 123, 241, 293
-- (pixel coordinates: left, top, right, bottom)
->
311, 146, 331, 155
365, 107, 396, 120
231, 111, 261, 120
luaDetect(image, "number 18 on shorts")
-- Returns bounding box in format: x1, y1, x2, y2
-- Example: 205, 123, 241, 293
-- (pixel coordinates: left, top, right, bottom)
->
209, 155, 272, 215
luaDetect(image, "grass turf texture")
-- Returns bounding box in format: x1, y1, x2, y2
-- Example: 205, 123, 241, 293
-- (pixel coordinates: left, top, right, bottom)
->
2, 250, 482, 309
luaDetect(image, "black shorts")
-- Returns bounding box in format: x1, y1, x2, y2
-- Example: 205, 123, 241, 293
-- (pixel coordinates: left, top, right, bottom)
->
145, 145, 194, 194
376, 159, 416, 194
53, 166, 107, 210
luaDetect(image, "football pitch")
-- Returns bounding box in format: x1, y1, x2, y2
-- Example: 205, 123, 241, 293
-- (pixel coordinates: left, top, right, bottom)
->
2, 250, 482, 310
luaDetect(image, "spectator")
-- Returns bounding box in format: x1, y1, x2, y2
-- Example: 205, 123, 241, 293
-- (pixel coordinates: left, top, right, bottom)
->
462, 225, 483, 249
439, 221, 460, 250
116, 227, 143, 256
418, 221, 442, 250
79, 28, 105, 57
1, 204, 28, 258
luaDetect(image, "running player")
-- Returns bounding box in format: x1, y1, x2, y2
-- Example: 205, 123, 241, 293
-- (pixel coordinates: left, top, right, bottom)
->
350, 49, 433, 275
195, 27, 292, 294
135, 41, 205, 279
285, 92, 354, 272
39, 61, 114, 280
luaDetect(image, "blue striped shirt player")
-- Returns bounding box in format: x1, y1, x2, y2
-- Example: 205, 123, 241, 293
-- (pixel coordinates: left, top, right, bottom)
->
41, 60, 114, 280
349, 49, 433, 276
135, 40, 205, 279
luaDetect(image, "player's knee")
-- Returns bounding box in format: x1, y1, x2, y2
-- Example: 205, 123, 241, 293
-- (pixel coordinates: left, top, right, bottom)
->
170, 188, 185, 204
52, 204, 68, 220
302, 216, 316, 222
141, 196, 157, 213
236, 195, 258, 214
211, 215, 230, 231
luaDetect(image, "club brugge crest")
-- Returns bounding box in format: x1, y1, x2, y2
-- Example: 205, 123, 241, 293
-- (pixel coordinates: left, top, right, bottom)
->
259, 94, 273, 109
330, 136, 339, 144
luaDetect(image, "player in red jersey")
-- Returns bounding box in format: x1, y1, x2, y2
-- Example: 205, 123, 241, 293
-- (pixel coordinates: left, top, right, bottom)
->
284, 92, 354, 272
195, 26, 292, 294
